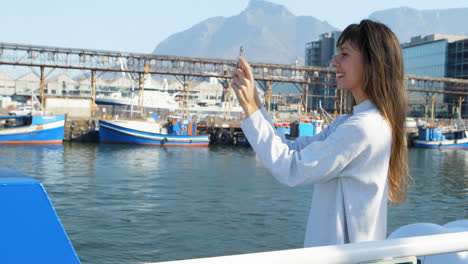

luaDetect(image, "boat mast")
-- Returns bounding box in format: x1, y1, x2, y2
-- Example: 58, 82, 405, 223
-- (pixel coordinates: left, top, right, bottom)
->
30, 79, 34, 114
431, 96, 435, 126
458, 97, 465, 130
138, 73, 146, 118
185, 78, 190, 118
40, 66, 45, 114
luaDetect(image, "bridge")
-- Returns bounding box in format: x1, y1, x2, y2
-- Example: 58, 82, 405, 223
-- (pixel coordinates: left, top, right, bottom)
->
0, 42, 467, 118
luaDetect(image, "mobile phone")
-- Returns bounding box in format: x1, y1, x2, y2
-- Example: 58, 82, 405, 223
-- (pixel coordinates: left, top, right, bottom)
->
237, 46, 244, 69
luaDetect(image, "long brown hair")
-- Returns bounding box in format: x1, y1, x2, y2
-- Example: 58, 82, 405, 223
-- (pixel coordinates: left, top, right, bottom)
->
337, 20, 409, 205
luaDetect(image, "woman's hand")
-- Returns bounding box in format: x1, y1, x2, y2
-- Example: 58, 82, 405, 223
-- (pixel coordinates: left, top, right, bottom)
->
232, 56, 262, 117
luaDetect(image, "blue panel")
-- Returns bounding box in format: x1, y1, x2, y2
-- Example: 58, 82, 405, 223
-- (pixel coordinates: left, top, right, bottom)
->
0, 168, 81, 264
191, 124, 197, 135
434, 128, 442, 141
299, 122, 315, 136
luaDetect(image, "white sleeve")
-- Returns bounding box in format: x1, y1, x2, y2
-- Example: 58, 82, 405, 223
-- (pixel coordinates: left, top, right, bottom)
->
260, 107, 275, 127
258, 106, 293, 148
241, 109, 367, 187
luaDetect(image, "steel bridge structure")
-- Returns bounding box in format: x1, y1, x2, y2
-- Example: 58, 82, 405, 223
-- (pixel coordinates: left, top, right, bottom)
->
0, 42, 467, 118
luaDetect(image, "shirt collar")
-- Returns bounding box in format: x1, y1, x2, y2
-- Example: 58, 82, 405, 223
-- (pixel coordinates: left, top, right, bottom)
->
353, 100, 375, 114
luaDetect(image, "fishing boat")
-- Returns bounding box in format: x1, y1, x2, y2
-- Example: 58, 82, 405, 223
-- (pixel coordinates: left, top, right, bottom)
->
413, 104, 468, 149
98, 117, 210, 146
0, 115, 65, 144
413, 126, 468, 149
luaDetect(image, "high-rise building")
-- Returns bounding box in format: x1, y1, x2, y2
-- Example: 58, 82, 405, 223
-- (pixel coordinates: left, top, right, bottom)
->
402, 34, 468, 117
447, 39, 468, 79
305, 31, 341, 113
402, 34, 468, 78
305, 31, 342, 67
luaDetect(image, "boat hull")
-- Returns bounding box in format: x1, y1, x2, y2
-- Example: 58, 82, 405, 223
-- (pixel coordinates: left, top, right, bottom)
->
0, 115, 65, 144
99, 120, 210, 147
413, 138, 468, 149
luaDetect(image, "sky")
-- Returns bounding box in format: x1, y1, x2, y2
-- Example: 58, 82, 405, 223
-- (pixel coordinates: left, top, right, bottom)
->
1, 0, 467, 54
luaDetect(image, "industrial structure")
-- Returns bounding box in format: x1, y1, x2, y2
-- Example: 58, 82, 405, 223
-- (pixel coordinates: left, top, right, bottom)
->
0, 42, 335, 119
0, 42, 467, 120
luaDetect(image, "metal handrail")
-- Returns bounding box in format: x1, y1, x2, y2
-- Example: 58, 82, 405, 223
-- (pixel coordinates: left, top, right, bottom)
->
147, 231, 468, 264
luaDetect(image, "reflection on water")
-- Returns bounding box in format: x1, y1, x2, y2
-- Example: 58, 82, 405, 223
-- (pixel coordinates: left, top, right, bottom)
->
388, 148, 468, 232
0, 144, 466, 264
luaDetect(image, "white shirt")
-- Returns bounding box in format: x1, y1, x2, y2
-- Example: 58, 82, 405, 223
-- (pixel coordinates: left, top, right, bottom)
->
241, 100, 392, 247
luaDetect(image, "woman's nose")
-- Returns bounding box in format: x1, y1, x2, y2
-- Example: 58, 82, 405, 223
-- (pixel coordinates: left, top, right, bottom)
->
331, 56, 338, 68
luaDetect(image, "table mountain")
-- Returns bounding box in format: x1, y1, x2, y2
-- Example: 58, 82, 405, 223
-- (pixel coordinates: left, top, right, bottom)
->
153, 0, 337, 64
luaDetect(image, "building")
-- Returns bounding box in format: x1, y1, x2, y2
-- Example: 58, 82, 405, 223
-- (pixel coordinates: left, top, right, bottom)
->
305, 31, 342, 113
402, 34, 468, 77
15, 72, 40, 96
402, 34, 468, 117
0, 71, 16, 96
447, 38, 468, 79
46, 73, 76, 96
74, 75, 105, 96
305, 31, 342, 68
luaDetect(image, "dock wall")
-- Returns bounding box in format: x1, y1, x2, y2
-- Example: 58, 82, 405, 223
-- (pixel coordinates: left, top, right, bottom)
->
64, 118, 99, 142
63, 118, 248, 145
63, 117, 435, 146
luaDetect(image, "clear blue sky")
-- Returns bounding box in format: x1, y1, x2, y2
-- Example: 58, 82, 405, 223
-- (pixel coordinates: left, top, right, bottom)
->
1, 0, 467, 53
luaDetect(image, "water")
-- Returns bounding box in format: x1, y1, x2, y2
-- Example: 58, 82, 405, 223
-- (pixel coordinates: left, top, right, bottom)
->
0, 144, 466, 263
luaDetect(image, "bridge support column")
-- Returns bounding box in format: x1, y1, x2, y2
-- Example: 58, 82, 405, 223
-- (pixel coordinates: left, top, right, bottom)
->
267, 81, 271, 115
91, 70, 96, 117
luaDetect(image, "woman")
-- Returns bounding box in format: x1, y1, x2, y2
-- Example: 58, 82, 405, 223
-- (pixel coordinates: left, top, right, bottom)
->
232, 20, 409, 247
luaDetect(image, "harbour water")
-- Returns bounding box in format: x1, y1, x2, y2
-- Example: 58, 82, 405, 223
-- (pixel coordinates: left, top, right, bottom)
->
0, 143, 466, 264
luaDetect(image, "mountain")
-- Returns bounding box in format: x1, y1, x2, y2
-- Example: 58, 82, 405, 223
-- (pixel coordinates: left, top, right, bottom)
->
153, 1, 468, 64
153, 0, 338, 64
369, 7, 468, 43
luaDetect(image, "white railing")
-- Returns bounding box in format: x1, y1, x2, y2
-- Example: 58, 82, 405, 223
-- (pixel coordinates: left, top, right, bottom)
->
147, 231, 468, 264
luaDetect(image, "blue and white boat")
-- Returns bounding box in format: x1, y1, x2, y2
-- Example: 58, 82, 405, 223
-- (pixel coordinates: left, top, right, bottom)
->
99, 117, 210, 147
413, 126, 468, 149
0, 115, 65, 144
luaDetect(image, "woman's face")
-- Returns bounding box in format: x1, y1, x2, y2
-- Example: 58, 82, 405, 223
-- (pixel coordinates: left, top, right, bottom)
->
332, 41, 364, 93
